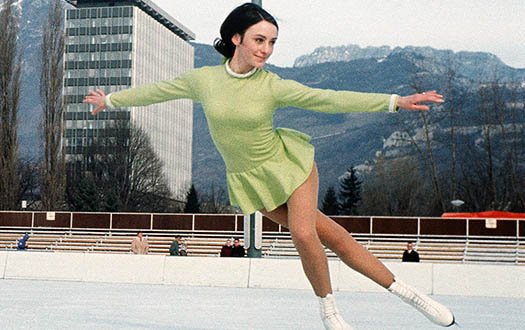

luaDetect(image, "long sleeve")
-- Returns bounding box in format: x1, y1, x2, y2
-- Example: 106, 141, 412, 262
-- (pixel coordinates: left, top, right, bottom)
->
106, 70, 199, 108
131, 238, 138, 254
270, 75, 398, 113
143, 239, 149, 254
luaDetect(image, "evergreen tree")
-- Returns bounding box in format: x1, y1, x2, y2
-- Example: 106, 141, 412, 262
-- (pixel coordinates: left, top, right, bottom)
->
338, 166, 362, 215
184, 184, 201, 213
321, 185, 339, 215
66, 175, 100, 212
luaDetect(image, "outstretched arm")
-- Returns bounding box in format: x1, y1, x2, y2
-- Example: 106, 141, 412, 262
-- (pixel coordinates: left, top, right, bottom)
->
397, 90, 444, 111
83, 69, 200, 116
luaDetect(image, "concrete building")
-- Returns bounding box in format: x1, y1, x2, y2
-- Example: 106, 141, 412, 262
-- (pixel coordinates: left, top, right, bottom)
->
63, 0, 194, 199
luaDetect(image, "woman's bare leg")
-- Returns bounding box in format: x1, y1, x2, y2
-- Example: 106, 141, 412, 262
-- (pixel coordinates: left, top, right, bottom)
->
283, 164, 332, 297
262, 194, 394, 289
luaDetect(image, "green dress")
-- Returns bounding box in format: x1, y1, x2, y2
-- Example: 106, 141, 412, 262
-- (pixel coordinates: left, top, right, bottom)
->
106, 63, 398, 214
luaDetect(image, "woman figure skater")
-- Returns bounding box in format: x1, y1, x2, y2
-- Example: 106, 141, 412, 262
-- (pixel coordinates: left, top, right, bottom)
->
84, 3, 455, 329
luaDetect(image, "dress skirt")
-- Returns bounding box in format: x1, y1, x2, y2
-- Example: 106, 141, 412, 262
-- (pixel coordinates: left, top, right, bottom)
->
226, 127, 315, 215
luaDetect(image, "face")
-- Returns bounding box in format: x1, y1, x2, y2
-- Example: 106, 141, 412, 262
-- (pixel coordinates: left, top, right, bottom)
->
407, 243, 413, 250
226, 240, 232, 246
234, 240, 240, 246
232, 20, 278, 69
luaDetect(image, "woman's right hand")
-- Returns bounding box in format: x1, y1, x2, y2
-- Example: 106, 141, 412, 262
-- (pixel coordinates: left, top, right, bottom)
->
83, 89, 107, 115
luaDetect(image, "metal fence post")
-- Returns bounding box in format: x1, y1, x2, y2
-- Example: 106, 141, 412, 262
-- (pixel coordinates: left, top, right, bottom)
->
244, 212, 262, 258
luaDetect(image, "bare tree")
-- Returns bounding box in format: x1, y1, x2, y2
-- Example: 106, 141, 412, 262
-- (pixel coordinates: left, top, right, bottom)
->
474, 78, 525, 211
360, 154, 431, 216
506, 82, 525, 210
67, 122, 174, 212
0, 0, 21, 210
40, 0, 66, 210
478, 83, 498, 206
200, 183, 233, 213
442, 56, 465, 204
18, 158, 40, 209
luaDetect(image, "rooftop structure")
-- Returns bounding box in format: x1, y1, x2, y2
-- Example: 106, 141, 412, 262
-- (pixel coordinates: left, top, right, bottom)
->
64, 0, 195, 41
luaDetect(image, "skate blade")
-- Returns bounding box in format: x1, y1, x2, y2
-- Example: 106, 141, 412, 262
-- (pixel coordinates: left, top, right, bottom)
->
448, 317, 461, 328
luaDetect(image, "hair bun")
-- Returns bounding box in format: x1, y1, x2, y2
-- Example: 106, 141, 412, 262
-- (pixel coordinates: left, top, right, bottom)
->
213, 37, 225, 48
213, 37, 232, 58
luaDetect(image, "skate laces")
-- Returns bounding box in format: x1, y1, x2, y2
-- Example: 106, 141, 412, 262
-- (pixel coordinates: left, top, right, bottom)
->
397, 283, 442, 317
320, 295, 339, 317
405, 289, 439, 315
319, 295, 354, 330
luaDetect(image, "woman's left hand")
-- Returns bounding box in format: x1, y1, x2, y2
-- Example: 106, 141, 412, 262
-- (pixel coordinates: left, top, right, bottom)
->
397, 91, 444, 111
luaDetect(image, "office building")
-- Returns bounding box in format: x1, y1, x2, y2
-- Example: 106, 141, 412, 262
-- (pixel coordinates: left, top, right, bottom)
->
63, 0, 194, 199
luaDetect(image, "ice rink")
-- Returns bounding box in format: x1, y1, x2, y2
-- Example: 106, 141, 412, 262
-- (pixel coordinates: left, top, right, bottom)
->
0, 279, 524, 330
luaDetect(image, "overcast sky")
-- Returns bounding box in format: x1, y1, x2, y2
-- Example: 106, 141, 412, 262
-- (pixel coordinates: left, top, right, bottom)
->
152, 0, 525, 69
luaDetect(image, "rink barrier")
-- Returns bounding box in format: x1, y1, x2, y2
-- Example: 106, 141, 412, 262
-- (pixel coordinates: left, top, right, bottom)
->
0, 251, 523, 298
1, 211, 524, 238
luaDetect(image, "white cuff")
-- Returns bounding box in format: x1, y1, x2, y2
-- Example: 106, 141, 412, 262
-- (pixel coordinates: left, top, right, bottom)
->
388, 94, 400, 113
105, 93, 114, 109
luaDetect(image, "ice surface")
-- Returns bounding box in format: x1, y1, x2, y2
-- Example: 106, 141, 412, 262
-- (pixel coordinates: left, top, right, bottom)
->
0, 279, 523, 329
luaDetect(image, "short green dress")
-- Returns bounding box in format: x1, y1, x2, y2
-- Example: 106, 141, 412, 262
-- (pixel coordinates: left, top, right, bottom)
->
106, 63, 397, 214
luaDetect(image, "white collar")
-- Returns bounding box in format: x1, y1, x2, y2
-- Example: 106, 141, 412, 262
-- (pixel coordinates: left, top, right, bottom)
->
225, 59, 258, 78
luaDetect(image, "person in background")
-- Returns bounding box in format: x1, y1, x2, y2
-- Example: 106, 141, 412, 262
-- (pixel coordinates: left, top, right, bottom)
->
131, 231, 149, 254
178, 236, 188, 256
231, 238, 245, 257
169, 235, 181, 256
220, 239, 233, 257
17, 233, 30, 250
402, 241, 420, 262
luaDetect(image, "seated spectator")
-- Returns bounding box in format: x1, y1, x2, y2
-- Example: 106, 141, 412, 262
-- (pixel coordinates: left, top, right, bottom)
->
220, 239, 233, 257
231, 238, 246, 257
169, 236, 180, 256
402, 241, 420, 262
17, 233, 30, 250
178, 237, 188, 256
131, 231, 149, 255
170, 236, 187, 256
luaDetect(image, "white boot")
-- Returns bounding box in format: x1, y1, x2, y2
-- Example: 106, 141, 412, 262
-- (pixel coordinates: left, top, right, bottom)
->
318, 294, 354, 330
388, 279, 455, 327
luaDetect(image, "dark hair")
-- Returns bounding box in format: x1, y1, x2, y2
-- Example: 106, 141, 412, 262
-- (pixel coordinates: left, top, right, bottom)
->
213, 3, 278, 58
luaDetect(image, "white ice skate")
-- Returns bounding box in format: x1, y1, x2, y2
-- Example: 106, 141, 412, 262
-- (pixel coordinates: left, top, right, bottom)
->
318, 294, 354, 330
388, 279, 455, 327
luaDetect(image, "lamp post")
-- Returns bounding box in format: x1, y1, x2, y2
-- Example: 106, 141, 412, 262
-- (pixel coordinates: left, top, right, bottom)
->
450, 199, 465, 208
243, 0, 264, 258
244, 212, 263, 257
451, 199, 465, 213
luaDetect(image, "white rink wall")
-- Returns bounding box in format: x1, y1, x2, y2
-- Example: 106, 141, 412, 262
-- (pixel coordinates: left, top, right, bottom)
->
1, 251, 523, 298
